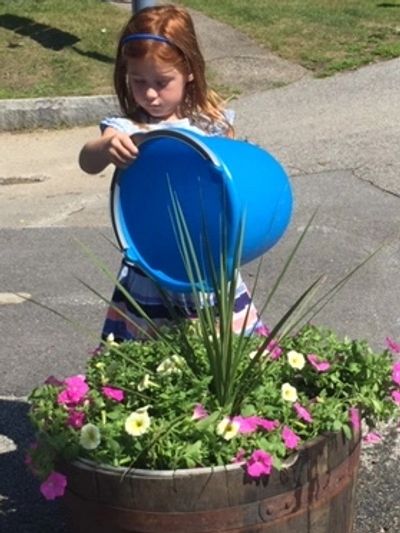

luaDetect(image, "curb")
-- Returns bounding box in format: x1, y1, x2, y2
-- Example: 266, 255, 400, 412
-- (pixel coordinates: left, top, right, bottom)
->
0, 95, 119, 132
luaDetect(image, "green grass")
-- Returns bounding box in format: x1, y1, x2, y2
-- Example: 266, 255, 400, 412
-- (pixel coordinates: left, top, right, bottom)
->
1, 0, 400, 99
0, 0, 127, 99
179, 0, 400, 76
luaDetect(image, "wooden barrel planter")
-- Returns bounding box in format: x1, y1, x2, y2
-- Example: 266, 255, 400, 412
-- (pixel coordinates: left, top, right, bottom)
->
61, 430, 361, 533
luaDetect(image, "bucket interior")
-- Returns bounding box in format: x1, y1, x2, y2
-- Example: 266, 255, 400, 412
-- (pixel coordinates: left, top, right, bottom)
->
111, 132, 235, 292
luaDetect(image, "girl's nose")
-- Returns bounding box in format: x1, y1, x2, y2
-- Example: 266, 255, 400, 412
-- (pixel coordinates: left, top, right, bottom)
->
145, 86, 158, 100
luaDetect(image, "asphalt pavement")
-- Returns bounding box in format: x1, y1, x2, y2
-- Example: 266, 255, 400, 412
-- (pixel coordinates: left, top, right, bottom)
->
0, 3, 400, 532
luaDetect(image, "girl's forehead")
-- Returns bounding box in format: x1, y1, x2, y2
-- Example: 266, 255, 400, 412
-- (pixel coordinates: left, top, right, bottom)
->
126, 57, 179, 76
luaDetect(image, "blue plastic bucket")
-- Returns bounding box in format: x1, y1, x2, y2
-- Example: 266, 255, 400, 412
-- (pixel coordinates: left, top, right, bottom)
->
111, 128, 293, 292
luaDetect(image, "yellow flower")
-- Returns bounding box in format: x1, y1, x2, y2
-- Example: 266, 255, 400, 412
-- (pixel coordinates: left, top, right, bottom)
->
281, 382, 298, 403
125, 408, 151, 437
216, 417, 240, 440
287, 350, 305, 370
79, 423, 101, 450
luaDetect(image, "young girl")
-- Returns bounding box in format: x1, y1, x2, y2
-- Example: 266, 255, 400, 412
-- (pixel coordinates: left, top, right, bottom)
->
79, 4, 263, 341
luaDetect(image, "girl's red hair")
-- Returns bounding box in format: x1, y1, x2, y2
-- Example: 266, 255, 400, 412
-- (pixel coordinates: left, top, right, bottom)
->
114, 5, 231, 133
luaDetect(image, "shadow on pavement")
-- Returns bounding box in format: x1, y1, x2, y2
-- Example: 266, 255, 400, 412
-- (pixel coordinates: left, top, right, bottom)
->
0, 398, 67, 533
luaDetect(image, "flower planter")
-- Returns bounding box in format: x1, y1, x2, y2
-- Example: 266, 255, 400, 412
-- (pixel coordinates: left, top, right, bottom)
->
61, 430, 361, 533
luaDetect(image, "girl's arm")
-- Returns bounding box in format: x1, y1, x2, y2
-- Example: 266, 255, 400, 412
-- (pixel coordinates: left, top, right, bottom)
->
79, 127, 139, 174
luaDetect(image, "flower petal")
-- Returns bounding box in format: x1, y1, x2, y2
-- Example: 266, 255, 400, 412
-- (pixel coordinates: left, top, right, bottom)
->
40, 471, 67, 500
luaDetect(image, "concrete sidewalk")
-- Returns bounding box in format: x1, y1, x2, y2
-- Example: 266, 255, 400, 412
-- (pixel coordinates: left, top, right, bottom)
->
0, 4, 400, 533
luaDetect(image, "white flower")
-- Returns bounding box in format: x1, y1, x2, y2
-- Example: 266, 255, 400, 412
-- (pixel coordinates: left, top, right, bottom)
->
216, 417, 240, 440
248, 348, 268, 360
249, 350, 258, 360
125, 408, 151, 437
79, 423, 101, 450
106, 333, 118, 347
156, 355, 185, 375
137, 374, 158, 392
287, 350, 305, 370
281, 383, 298, 403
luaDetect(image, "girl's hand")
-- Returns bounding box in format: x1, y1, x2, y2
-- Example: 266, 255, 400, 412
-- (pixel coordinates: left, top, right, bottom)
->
103, 130, 139, 169
79, 127, 139, 174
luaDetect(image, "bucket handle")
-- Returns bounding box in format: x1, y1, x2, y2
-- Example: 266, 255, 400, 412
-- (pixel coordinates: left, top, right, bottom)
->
131, 129, 222, 168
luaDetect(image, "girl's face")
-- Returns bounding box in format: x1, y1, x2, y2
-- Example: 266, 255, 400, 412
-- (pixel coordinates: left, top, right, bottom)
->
127, 57, 192, 121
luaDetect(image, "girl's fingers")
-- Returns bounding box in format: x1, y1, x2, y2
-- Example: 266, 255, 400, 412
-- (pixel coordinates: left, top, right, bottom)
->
120, 136, 139, 157
110, 151, 135, 168
108, 135, 139, 167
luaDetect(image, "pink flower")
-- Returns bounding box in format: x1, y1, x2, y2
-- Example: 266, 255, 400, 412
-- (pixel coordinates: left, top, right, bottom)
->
44, 375, 63, 386
57, 375, 89, 406
192, 403, 208, 420
282, 426, 300, 449
246, 449, 273, 478
392, 362, 400, 386
386, 337, 400, 354
349, 407, 361, 431
254, 324, 283, 359
232, 416, 279, 434
66, 410, 86, 429
363, 432, 382, 445
391, 390, 400, 405
307, 353, 331, 372
267, 339, 283, 360
253, 325, 282, 358
294, 402, 313, 423
257, 417, 279, 432
255, 324, 270, 337
231, 448, 246, 463
233, 416, 259, 434
102, 386, 124, 402
39, 471, 67, 500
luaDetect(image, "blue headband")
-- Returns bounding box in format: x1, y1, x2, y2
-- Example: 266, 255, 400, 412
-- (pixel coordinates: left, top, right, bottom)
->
121, 33, 173, 47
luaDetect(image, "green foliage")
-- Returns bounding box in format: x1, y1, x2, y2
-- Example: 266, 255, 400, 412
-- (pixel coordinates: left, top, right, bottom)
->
26, 194, 400, 482
25, 175, 400, 494
28, 323, 399, 474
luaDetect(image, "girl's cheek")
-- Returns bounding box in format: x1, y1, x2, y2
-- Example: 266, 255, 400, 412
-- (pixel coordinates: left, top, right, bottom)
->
132, 86, 144, 99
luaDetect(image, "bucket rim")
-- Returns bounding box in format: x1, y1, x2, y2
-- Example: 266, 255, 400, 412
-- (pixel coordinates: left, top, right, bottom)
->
109, 128, 240, 292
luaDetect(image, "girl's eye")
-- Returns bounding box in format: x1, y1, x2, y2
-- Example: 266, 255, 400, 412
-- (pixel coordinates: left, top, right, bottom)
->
156, 80, 169, 89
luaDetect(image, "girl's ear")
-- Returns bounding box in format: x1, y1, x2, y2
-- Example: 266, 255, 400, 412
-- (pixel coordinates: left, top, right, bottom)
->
187, 73, 194, 82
